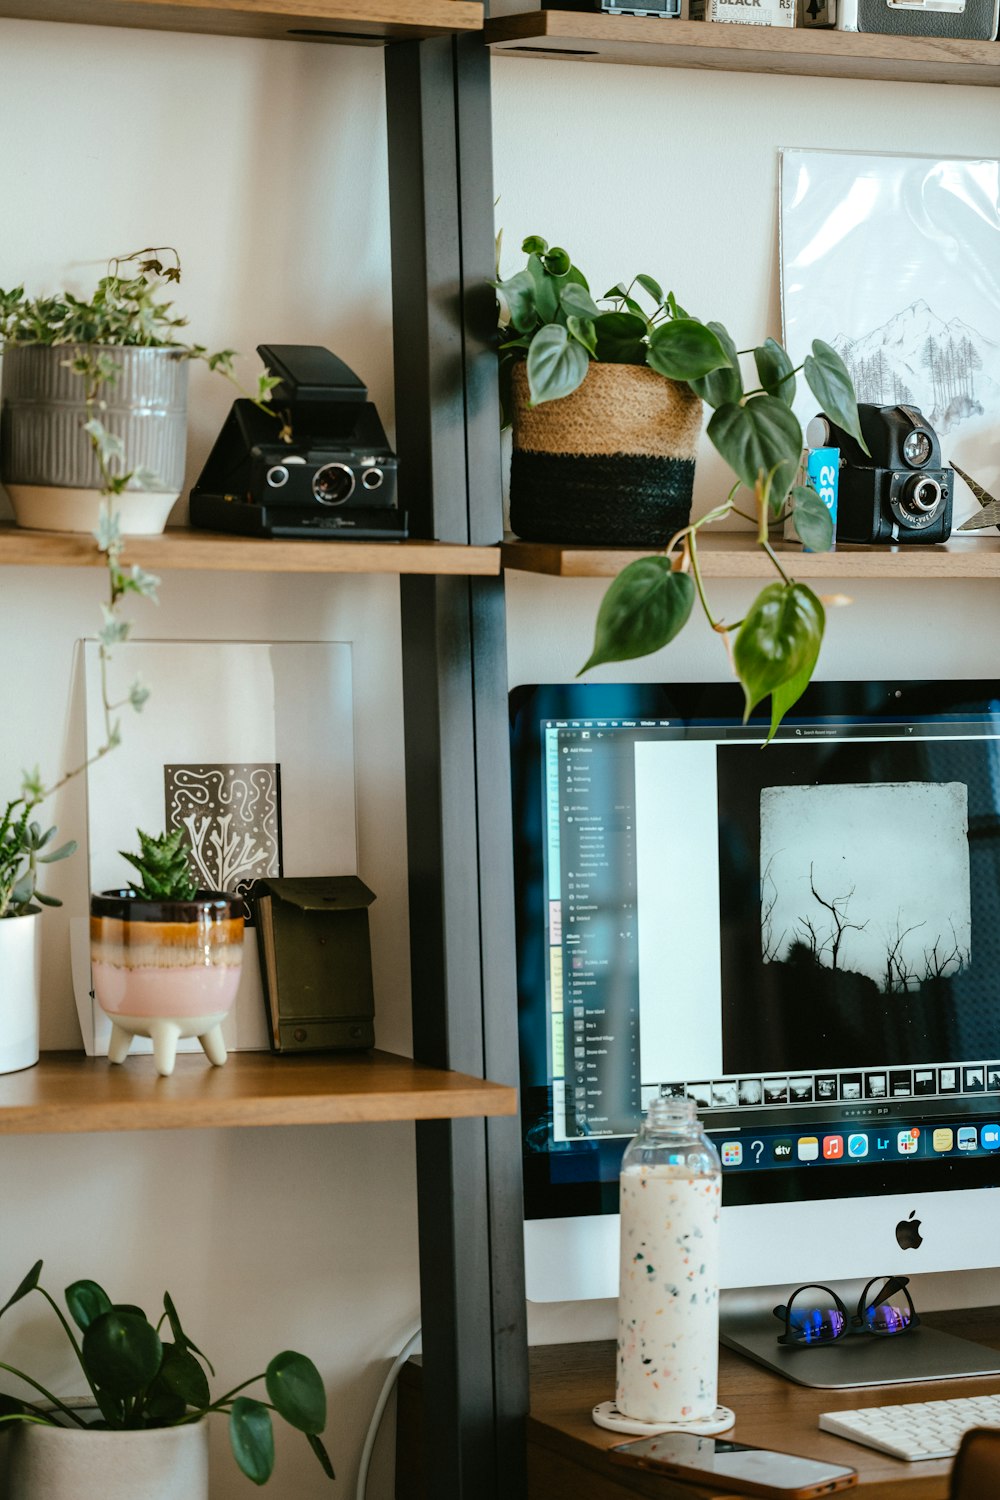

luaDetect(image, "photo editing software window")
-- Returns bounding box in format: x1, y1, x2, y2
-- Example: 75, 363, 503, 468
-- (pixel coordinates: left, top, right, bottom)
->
543, 707, 1000, 1175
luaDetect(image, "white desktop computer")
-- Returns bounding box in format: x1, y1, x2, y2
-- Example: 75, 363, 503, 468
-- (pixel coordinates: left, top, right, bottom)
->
511, 680, 1000, 1388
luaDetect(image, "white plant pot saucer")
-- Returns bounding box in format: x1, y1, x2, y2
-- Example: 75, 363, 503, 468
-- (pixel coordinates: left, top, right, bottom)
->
7, 485, 179, 536
592, 1400, 736, 1437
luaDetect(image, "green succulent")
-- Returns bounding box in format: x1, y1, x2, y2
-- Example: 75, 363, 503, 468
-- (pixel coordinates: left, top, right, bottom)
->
120, 827, 198, 902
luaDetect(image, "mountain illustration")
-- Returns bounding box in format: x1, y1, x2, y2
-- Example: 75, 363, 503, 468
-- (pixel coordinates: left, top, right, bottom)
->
832, 300, 1000, 436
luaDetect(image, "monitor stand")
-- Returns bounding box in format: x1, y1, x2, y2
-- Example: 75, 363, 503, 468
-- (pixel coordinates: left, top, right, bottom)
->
720, 1286, 1000, 1391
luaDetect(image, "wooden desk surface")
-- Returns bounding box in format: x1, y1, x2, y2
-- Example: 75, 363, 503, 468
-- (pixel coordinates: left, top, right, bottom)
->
527, 1309, 1000, 1500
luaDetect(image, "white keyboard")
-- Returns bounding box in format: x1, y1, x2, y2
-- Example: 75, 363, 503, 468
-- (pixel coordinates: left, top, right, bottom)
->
819, 1394, 1000, 1461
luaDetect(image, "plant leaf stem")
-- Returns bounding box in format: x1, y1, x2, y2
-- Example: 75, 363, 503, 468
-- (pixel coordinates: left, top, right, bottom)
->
0, 1363, 89, 1427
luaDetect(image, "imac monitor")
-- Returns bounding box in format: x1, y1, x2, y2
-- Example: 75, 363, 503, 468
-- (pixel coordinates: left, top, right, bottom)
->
512, 680, 1000, 1321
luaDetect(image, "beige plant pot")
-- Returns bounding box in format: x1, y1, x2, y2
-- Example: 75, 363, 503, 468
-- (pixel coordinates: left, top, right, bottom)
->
509, 361, 703, 547
7, 1416, 209, 1500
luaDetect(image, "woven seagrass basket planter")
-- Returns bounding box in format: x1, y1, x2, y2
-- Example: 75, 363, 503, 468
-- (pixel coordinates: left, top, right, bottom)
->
509, 361, 702, 547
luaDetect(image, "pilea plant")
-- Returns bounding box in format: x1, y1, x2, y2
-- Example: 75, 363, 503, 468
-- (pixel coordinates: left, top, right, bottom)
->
0, 1261, 334, 1485
120, 828, 198, 902
495, 237, 868, 738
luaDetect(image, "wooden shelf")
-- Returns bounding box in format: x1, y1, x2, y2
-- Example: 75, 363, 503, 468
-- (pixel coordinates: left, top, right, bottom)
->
0, 0, 483, 43
486, 10, 1000, 87
0, 524, 500, 575
0, 1049, 517, 1135
502, 531, 1000, 580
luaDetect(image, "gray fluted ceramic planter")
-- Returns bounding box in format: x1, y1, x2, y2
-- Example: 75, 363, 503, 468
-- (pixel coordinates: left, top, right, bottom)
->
0, 344, 189, 534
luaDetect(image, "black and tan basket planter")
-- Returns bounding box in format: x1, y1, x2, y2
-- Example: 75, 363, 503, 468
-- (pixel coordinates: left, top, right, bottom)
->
509, 361, 703, 547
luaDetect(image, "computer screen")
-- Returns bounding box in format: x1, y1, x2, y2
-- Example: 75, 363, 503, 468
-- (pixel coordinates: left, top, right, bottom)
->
511, 680, 1000, 1301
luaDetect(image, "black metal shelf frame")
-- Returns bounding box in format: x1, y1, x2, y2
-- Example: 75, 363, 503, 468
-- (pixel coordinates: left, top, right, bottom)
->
386, 29, 529, 1499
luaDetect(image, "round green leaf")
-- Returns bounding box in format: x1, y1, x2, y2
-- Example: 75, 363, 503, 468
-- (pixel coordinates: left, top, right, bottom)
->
525, 325, 589, 405
82, 1311, 163, 1400
790, 483, 834, 553
159, 1344, 211, 1409
566, 315, 597, 358
707, 395, 802, 495
754, 338, 797, 407
593, 311, 647, 365
646, 319, 730, 382
559, 282, 600, 321
580, 559, 694, 674
804, 339, 868, 452
266, 1350, 327, 1436
230, 1397, 275, 1486
0, 1261, 41, 1319
65, 1280, 113, 1333
733, 582, 825, 725
690, 321, 743, 409
521, 234, 547, 255
635, 273, 664, 307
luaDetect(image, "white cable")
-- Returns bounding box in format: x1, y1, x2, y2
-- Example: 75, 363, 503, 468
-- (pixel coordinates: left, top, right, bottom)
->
356, 1321, 422, 1500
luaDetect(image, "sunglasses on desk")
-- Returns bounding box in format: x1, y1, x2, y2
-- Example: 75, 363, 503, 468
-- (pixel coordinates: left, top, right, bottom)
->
773, 1275, 920, 1346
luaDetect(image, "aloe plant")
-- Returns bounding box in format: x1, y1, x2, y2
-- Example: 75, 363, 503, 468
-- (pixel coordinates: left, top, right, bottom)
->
495, 236, 868, 738
120, 828, 198, 901
0, 1261, 334, 1485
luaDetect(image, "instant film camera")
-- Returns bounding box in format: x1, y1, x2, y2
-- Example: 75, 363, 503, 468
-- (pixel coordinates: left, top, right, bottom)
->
190, 345, 405, 540
809, 403, 953, 545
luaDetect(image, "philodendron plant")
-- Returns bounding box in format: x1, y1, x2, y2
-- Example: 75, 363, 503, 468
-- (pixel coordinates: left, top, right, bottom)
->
0, 1261, 334, 1486
495, 237, 868, 738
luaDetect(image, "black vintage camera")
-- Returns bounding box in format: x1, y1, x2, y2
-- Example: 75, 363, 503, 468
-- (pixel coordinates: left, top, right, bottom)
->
190, 345, 405, 540
810, 403, 953, 545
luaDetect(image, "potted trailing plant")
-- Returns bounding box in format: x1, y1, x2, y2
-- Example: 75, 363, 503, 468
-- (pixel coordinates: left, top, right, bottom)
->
0, 247, 278, 535
495, 236, 867, 736
90, 828, 244, 1077
0, 1260, 333, 1500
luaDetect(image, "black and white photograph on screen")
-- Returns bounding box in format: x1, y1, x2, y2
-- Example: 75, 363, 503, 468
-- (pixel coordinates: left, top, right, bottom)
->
940, 1066, 959, 1093
691, 1082, 712, 1109
764, 1077, 789, 1105
790, 1076, 814, 1103
890, 1069, 913, 1097
914, 1069, 937, 1095
965, 1066, 986, 1092
712, 1080, 739, 1107
661, 1082, 687, 1099
716, 736, 1000, 1075
841, 1073, 863, 1101
866, 1072, 888, 1099
989, 1066, 1000, 1092
739, 1079, 763, 1105
816, 1074, 838, 1101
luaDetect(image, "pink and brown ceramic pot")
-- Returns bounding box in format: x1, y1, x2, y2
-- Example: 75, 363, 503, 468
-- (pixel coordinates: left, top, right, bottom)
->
90, 890, 243, 1077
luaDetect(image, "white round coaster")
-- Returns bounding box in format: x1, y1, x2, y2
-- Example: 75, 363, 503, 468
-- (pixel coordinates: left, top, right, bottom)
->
592, 1400, 736, 1437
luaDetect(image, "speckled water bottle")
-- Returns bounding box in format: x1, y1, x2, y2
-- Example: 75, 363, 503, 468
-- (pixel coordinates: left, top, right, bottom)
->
617, 1096, 721, 1424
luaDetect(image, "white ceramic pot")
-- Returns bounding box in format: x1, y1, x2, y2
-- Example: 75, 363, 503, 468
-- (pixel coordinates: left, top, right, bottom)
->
7, 1416, 209, 1500
0, 911, 40, 1074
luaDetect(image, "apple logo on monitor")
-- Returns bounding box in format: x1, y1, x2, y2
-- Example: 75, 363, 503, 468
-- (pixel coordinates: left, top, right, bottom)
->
896, 1210, 923, 1250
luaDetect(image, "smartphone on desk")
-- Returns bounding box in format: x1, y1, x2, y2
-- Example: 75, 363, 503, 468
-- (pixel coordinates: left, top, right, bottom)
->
609, 1434, 858, 1497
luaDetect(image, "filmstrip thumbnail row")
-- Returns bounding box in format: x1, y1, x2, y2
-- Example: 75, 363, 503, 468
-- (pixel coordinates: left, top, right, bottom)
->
649, 1061, 1000, 1110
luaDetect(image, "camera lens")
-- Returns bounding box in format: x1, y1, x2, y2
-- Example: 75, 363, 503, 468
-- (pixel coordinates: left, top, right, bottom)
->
312, 463, 356, 506
902, 475, 942, 514
902, 430, 932, 467
266, 465, 289, 489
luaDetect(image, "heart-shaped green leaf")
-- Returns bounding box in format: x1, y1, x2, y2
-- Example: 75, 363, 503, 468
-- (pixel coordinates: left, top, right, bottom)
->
690, 322, 742, 409
566, 315, 597, 358
560, 282, 601, 321
707, 395, 802, 495
754, 339, 797, 407
647, 318, 730, 382
541, 246, 571, 276
521, 235, 547, 255
230, 1397, 275, 1486
492, 268, 536, 334
635, 273, 664, 307
733, 582, 825, 730
593, 311, 647, 365
82, 1311, 163, 1399
768, 659, 816, 743
0, 1262, 41, 1319
581, 559, 694, 674
266, 1351, 327, 1436
524, 253, 559, 324
525, 325, 589, 405
790, 483, 834, 552
66, 1280, 113, 1332
804, 339, 868, 452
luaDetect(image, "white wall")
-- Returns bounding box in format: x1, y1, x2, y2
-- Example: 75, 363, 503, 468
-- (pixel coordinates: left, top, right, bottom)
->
492, 55, 1000, 1342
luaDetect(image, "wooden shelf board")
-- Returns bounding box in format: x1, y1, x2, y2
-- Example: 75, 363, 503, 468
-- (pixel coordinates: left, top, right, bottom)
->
0, 1049, 517, 1134
0, 524, 499, 576
0, 0, 483, 43
502, 530, 1000, 580
486, 11, 1000, 87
